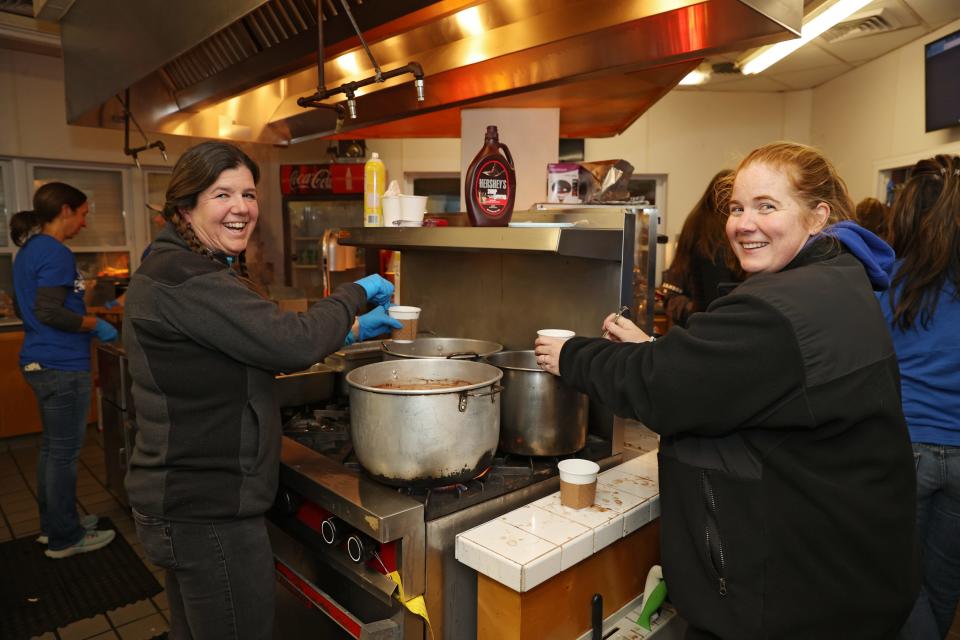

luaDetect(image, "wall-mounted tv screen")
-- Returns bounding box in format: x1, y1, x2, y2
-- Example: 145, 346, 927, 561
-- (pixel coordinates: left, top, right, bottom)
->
925, 29, 960, 133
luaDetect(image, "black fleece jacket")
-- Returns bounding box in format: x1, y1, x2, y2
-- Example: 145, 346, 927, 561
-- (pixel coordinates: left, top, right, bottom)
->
560, 244, 916, 639
123, 228, 365, 522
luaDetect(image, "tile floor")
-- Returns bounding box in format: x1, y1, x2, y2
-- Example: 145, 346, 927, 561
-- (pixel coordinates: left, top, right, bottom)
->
0, 426, 169, 640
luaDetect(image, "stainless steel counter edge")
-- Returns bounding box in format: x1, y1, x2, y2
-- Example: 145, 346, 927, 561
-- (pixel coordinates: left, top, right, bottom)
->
278, 436, 424, 544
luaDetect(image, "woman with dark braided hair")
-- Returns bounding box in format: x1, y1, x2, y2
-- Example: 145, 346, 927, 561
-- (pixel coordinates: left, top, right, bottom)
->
11, 182, 118, 559
123, 141, 399, 639
882, 154, 960, 640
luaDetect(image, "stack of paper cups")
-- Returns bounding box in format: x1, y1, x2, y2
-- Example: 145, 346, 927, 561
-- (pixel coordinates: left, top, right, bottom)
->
558, 459, 599, 509
382, 196, 401, 227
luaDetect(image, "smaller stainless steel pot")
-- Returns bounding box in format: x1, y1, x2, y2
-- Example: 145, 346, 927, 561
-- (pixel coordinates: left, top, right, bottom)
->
485, 350, 588, 456
381, 337, 503, 361
323, 340, 385, 397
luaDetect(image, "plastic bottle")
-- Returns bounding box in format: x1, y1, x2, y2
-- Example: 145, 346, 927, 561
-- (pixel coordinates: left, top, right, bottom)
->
465, 125, 516, 227
363, 152, 386, 227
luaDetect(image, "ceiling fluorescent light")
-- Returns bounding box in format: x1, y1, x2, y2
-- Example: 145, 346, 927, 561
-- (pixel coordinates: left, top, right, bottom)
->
679, 68, 710, 85
740, 0, 874, 75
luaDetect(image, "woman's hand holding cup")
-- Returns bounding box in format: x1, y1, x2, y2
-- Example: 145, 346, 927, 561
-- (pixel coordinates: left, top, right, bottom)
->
534, 329, 574, 376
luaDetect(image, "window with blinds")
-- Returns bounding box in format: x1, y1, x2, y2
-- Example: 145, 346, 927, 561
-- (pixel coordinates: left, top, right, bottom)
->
33, 166, 127, 247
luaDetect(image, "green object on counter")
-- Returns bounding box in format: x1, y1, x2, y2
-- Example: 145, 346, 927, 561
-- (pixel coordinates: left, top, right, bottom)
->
637, 565, 667, 631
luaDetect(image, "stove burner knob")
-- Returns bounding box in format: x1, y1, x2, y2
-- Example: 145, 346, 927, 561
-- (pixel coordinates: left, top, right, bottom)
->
320, 517, 345, 545
346, 533, 377, 564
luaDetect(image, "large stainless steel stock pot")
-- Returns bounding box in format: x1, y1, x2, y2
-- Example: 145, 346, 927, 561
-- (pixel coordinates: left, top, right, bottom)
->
346, 359, 503, 487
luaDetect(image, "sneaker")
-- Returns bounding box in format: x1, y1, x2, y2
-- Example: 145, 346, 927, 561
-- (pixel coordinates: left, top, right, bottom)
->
44, 529, 116, 559
36, 513, 100, 545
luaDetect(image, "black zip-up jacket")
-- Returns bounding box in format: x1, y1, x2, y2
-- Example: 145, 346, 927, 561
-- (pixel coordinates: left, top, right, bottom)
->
560, 243, 916, 639
123, 227, 365, 522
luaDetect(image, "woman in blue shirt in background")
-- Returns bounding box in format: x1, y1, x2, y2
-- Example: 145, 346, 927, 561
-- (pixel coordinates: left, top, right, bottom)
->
882, 155, 960, 639
11, 182, 119, 559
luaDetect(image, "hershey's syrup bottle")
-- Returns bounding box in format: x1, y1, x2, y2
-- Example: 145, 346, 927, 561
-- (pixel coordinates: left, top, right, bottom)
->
465, 126, 516, 227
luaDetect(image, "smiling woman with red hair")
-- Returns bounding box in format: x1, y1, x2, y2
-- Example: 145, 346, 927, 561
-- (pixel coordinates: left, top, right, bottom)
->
536, 141, 917, 639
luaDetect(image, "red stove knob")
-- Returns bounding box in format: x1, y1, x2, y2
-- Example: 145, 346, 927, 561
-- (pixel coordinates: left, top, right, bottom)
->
320, 516, 346, 545
346, 533, 377, 564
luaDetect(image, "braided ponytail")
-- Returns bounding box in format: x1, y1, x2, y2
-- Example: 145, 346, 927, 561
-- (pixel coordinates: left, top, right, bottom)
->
166, 209, 207, 255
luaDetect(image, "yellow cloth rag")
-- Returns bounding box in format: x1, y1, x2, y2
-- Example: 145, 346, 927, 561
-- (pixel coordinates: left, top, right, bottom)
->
388, 570, 433, 638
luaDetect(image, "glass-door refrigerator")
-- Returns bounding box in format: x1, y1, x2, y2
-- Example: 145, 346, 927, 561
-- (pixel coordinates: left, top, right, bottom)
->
280, 163, 365, 301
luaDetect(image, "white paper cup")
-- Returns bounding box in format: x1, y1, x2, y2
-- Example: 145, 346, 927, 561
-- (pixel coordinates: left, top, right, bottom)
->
537, 329, 576, 340
388, 305, 421, 341
382, 196, 401, 227
558, 459, 599, 509
399, 195, 427, 224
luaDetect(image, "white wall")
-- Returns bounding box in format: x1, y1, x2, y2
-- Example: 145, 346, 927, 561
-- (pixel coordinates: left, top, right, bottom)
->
586, 90, 812, 238
812, 18, 960, 201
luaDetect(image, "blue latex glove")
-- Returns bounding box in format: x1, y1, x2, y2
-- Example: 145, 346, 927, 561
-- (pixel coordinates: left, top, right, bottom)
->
356, 305, 403, 342
354, 274, 395, 307
92, 318, 118, 343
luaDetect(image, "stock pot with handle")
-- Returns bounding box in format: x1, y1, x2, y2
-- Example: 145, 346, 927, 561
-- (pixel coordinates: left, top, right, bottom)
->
485, 350, 588, 456
346, 359, 503, 487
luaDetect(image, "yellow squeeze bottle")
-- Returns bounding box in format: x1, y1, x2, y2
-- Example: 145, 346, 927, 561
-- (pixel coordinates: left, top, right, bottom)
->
364, 152, 386, 227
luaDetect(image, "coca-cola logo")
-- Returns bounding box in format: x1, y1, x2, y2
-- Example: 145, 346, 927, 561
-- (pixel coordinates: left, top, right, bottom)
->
288, 166, 332, 192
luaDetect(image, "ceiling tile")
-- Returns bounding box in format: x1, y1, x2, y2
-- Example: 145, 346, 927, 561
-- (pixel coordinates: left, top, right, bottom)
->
902, 0, 960, 26
756, 43, 844, 74
818, 25, 929, 63
768, 63, 851, 89
693, 75, 794, 92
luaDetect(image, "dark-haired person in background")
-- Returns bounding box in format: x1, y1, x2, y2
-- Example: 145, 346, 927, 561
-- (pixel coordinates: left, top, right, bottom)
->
883, 155, 960, 639
123, 141, 399, 640
659, 170, 743, 328
855, 196, 890, 240
10, 182, 118, 559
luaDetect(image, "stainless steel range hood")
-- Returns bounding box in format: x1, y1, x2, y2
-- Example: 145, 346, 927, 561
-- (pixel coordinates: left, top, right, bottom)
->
59, 0, 801, 144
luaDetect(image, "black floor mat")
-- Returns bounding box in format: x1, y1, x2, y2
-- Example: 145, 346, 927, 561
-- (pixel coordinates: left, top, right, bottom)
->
0, 516, 162, 640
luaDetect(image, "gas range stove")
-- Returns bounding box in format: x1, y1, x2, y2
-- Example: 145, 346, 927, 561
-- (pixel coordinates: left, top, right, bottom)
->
272, 404, 622, 640
280, 405, 612, 522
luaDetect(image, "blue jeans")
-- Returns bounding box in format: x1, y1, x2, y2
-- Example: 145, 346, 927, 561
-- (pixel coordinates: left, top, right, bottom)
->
24, 368, 91, 550
133, 510, 274, 640
900, 443, 960, 639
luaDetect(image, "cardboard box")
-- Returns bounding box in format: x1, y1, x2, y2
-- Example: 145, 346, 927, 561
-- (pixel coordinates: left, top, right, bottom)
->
547, 162, 582, 203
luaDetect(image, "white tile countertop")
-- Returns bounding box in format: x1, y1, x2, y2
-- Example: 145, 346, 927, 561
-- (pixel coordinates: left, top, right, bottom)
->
455, 450, 660, 592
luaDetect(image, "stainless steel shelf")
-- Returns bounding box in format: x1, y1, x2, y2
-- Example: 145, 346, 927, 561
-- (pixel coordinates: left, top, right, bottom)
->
337, 226, 624, 261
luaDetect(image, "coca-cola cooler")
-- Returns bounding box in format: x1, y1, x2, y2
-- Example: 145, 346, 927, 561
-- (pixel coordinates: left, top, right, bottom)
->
280, 163, 367, 301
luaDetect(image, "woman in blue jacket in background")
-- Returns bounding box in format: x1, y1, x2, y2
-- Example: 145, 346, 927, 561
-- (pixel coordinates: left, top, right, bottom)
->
883, 154, 960, 639
11, 182, 119, 559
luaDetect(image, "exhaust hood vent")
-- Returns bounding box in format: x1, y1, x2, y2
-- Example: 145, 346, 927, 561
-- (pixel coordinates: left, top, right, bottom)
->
161, 0, 320, 92
59, 0, 804, 144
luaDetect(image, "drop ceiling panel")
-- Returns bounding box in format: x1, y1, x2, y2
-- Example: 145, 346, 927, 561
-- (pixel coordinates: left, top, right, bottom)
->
769, 62, 851, 88
760, 42, 842, 73
698, 75, 794, 91
817, 25, 929, 63
902, 0, 960, 26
